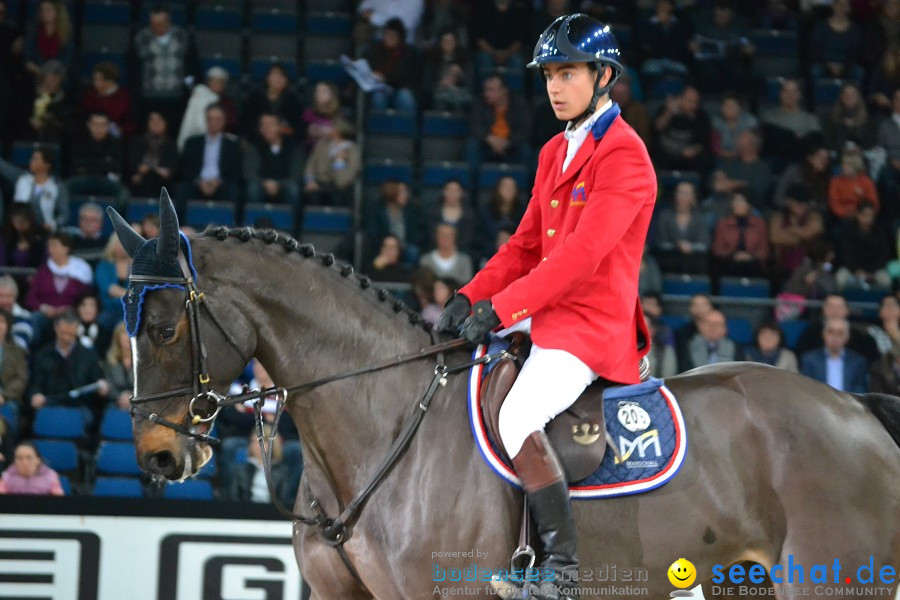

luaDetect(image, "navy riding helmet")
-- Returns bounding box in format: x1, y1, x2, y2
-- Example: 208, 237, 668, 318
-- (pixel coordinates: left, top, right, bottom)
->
529, 13, 623, 119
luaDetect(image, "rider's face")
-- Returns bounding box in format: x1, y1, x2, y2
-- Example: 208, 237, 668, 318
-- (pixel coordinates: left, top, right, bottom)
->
544, 63, 607, 122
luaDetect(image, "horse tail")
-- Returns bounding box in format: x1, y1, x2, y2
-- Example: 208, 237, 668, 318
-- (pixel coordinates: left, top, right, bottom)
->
855, 393, 900, 450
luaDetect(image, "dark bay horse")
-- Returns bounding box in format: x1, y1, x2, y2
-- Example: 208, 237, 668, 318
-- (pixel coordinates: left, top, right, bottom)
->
115, 199, 900, 600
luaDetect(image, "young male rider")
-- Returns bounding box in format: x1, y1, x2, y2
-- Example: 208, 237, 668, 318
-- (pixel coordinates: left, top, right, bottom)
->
438, 13, 657, 600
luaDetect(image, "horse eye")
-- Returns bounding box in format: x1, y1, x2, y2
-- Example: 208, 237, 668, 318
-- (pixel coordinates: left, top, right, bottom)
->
157, 325, 176, 343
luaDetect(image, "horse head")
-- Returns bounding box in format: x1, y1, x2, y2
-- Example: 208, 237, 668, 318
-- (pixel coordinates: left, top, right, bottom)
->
108, 188, 251, 481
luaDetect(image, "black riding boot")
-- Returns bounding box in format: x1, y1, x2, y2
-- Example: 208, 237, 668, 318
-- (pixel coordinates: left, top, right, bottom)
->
494, 431, 579, 600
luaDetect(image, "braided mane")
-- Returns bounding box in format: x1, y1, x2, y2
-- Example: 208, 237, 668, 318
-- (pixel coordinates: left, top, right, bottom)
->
201, 226, 432, 332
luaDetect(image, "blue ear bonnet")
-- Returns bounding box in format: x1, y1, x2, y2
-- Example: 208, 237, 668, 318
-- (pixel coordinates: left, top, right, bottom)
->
123, 232, 197, 337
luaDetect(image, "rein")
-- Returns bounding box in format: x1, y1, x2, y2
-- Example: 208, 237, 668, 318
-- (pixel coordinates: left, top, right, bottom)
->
128, 248, 511, 591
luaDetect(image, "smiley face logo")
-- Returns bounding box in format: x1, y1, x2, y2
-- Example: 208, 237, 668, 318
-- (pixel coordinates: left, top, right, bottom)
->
668, 558, 696, 588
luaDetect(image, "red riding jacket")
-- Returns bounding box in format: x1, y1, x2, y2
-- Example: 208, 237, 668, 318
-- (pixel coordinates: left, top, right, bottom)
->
460, 105, 657, 383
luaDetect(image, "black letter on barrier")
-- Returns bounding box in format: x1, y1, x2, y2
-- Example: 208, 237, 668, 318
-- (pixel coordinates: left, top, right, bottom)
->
203, 556, 285, 600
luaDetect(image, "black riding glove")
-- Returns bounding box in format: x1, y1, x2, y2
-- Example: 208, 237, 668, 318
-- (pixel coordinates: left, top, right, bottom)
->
436, 292, 471, 334
460, 300, 501, 345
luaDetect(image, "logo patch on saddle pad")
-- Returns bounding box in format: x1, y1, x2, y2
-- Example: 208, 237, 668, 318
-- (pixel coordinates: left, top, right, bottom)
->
468, 344, 688, 499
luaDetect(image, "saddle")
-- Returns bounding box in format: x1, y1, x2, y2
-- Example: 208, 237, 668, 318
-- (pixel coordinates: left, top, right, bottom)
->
479, 333, 621, 482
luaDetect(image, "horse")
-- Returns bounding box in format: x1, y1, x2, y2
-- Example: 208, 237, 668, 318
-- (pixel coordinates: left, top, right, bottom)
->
112, 194, 900, 600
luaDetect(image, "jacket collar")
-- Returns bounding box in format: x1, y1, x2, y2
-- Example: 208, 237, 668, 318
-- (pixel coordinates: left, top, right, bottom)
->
552, 102, 621, 190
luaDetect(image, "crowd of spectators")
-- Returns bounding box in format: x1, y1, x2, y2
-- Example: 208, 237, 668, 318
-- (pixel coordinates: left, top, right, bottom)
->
0, 0, 898, 498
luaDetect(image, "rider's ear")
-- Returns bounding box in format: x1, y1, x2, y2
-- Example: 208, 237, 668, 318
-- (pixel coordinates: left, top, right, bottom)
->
157, 187, 181, 262
107, 207, 146, 258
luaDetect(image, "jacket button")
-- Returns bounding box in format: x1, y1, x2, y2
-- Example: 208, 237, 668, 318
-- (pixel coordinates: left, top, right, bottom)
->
542, 257, 548, 261
550, 199, 559, 208
547, 228, 556, 237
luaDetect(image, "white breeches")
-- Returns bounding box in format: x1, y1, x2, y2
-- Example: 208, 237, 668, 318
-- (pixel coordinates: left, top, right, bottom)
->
496, 318, 598, 457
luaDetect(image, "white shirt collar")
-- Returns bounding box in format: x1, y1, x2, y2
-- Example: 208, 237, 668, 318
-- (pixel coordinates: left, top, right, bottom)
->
562, 99, 612, 173
564, 99, 613, 142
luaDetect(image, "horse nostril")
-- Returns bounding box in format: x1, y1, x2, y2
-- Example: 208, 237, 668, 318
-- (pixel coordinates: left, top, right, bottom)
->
147, 450, 178, 478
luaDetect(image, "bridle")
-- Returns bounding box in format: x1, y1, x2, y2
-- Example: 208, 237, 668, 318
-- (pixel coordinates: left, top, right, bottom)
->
127, 248, 510, 590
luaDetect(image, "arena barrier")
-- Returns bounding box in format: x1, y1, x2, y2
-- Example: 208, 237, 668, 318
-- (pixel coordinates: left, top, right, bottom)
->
0, 496, 310, 600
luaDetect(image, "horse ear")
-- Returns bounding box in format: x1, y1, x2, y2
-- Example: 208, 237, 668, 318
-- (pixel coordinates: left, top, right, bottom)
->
106, 207, 146, 258
157, 187, 181, 262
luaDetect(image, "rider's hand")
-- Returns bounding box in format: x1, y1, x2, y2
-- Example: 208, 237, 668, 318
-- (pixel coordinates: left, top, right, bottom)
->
436, 292, 471, 334
460, 300, 501, 345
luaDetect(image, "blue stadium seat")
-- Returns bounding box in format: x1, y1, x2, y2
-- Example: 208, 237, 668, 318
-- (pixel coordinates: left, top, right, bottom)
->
0, 404, 18, 435
813, 78, 845, 107
100, 409, 133, 441
305, 12, 352, 36
33, 408, 86, 440
96, 442, 142, 476
478, 164, 529, 190
366, 111, 416, 136
195, 5, 242, 29
304, 35, 353, 62
504, 70, 524, 93
750, 29, 798, 56
306, 60, 351, 85
421, 162, 471, 189
780, 319, 808, 350
843, 287, 890, 305
365, 111, 417, 161
364, 161, 413, 185
752, 30, 800, 78
83, 1, 131, 25
80, 24, 130, 55
764, 77, 783, 104
250, 58, 298, 81
243, 203, 295, 232
659, 314, 689, 332
421, 112, 468, 162
126, 197, 158, 222
719, 277, 770, 298
249, 35, 297, 61
649, 76, 686, 100
250, 7, 298, 33
662, 274, 712, 296
11, 141, 61, 169
163, 479, 214, 500
34, 440, 79, 473
59, 475, 72, 495
657, 170, 702, 194
185, 201, 236, 229
304, 207, 351, 232
610, 23, 632, 51
93, 476, 144, 497
194, 31, 243, 64
422, 112, 468, 137
727, 318, 754, 346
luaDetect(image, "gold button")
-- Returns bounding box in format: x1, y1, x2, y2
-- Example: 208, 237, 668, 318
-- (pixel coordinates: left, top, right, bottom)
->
550, 199, 559, 208
547, 228, 556, 237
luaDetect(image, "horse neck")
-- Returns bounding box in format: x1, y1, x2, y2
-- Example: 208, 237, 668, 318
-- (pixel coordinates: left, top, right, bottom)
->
195, 236, 436, 497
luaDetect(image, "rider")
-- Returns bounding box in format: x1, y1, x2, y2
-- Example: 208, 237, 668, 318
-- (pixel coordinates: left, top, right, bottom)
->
438, 14, 657, 600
